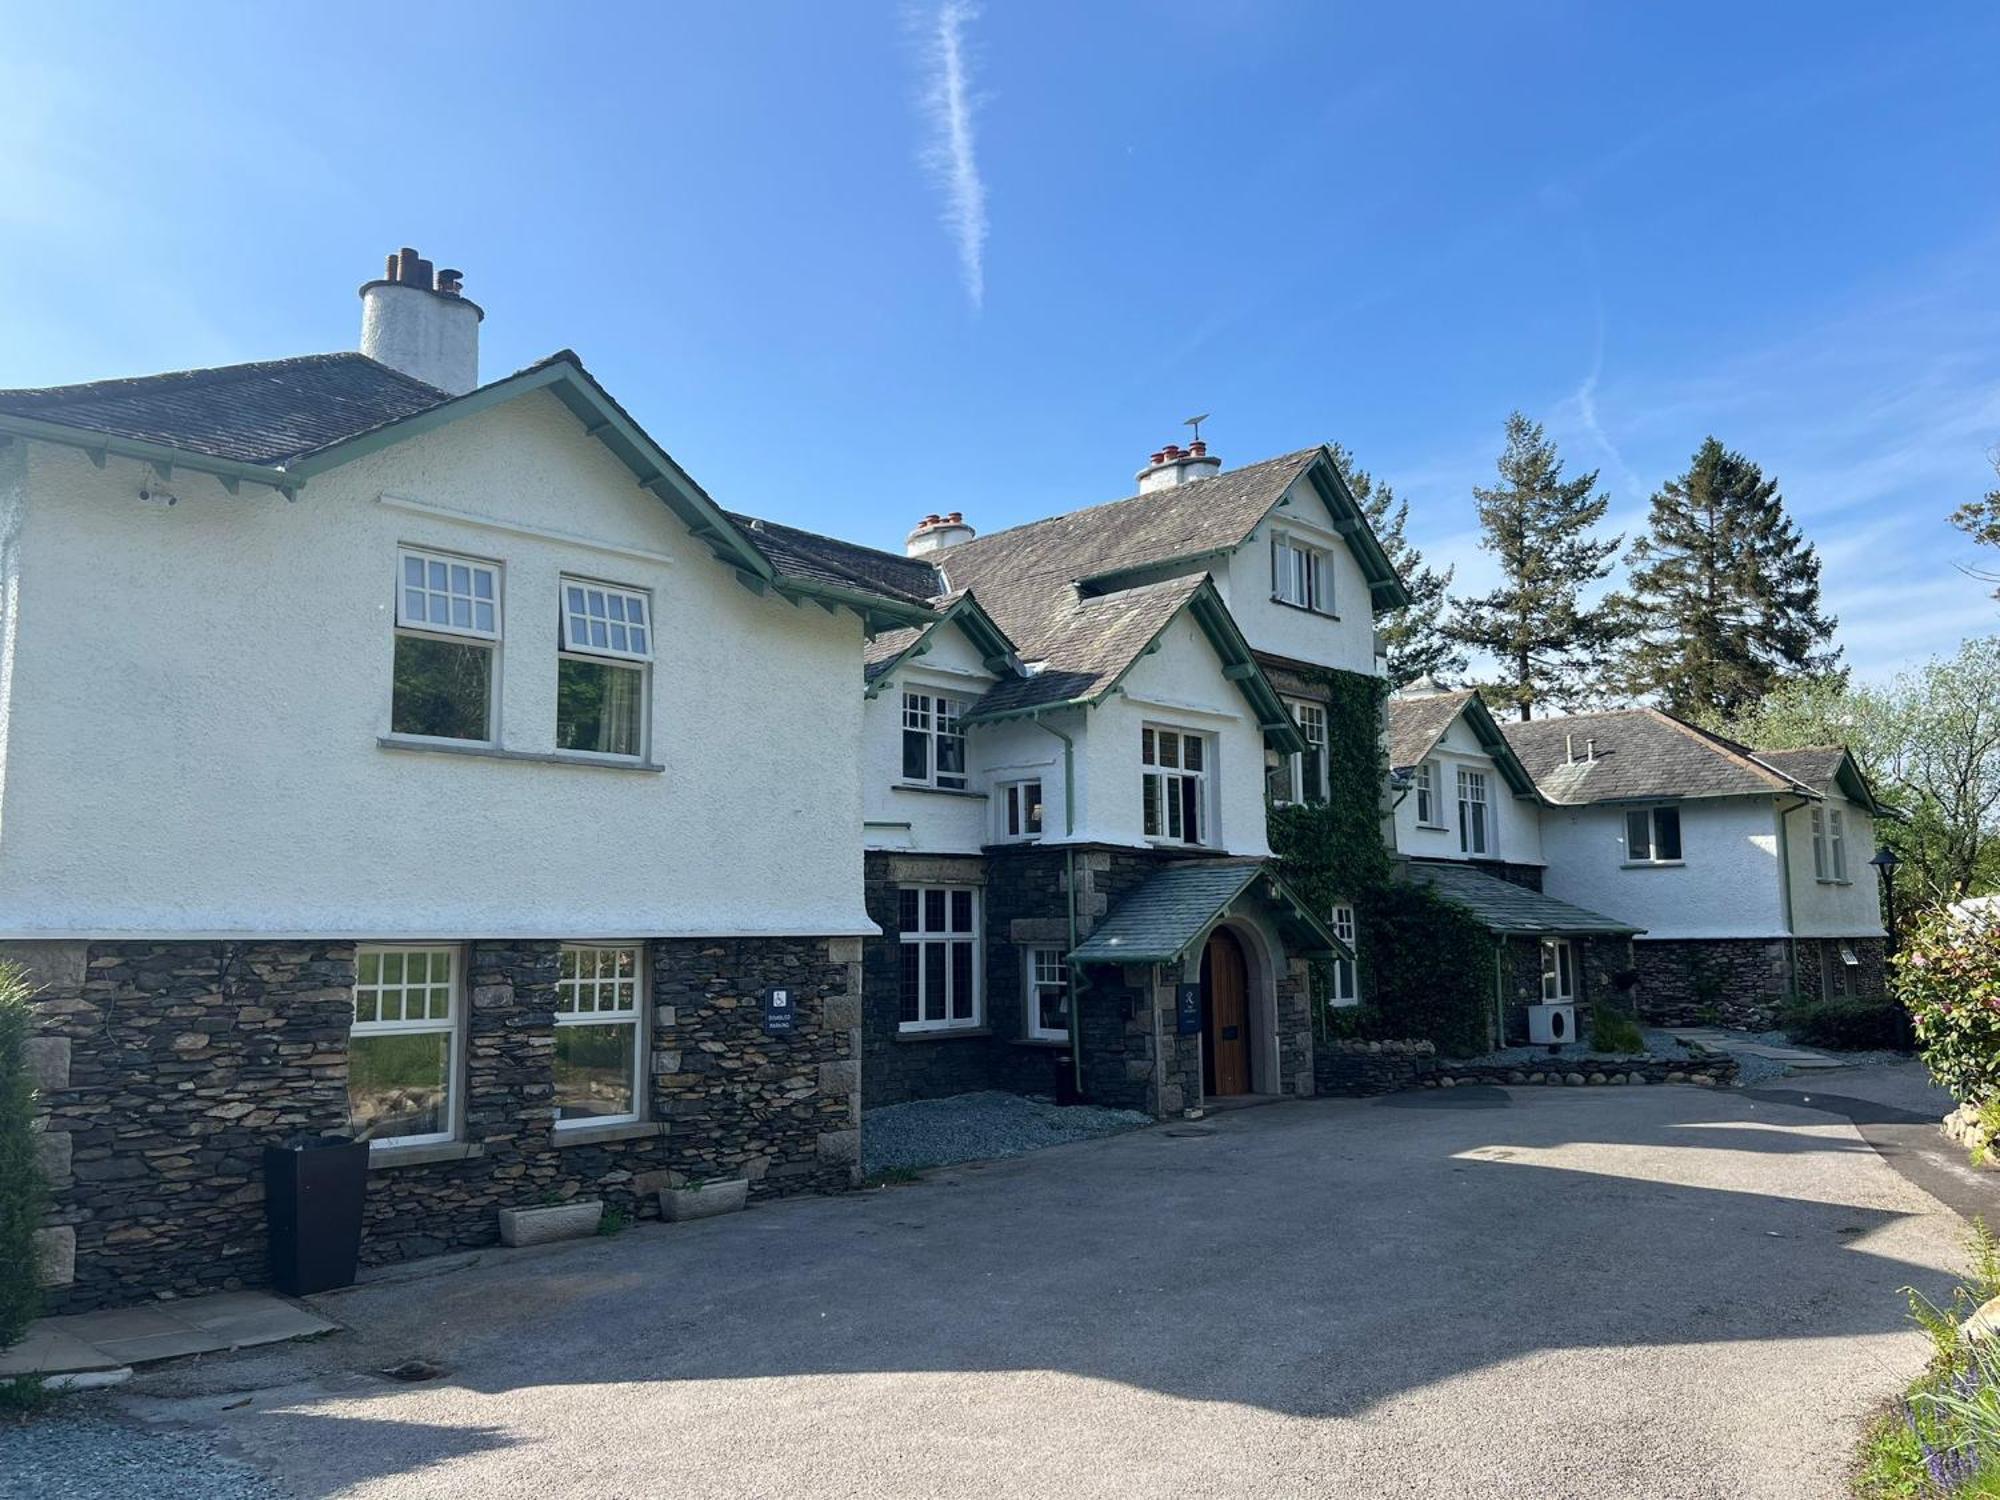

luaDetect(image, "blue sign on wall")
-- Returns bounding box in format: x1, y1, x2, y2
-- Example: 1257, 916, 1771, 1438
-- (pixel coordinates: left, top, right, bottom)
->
763, 986, 797, 1035
1176, 983, 1202, 1037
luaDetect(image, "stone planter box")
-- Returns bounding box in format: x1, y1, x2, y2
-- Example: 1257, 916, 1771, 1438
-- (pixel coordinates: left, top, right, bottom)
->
498, 1199, 604, 1247
659, 1180, 749, 1222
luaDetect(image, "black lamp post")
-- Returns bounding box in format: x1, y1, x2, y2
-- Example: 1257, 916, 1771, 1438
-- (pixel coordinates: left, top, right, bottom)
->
1870, 845, 1902, 957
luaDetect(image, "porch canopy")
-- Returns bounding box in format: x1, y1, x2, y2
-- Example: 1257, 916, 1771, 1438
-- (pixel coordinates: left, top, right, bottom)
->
1067, 859, 1346, 967
1404, 861, 1641, 938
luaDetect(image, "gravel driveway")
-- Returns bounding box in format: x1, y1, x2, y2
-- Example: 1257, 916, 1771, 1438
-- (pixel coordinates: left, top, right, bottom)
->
17, 1066, 1980, 1500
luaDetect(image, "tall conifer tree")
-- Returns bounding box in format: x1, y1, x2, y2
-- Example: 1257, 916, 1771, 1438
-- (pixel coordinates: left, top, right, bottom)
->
1447, 412, 1621, 719
1618, 436, 1839, 719
1328, 443, 1466, 686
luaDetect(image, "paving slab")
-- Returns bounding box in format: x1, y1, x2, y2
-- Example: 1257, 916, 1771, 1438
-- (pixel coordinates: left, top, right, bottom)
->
0, 1325, 124, 1378
1, 1290, 337, 1377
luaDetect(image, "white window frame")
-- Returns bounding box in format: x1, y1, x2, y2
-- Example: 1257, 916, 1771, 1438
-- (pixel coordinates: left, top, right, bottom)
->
1624, 805, 1684, 866
1330, 902, 1358, 1007
1457, 768, 1490, 856
1271, 700, 1328, 807
1413, 761, 1443, 827
351, 944, 462, 1150
1271, 532, 1331, 614
997, 778, 1045, 842
553, 943, 647, 1130
557, 576, 653, 761
1142, 725, 1210, 846
1814, 806, 1848, 882
1025, 946, 1070, 1041
392, 547, 503, 745
897, 886, 982, 1033
1540, 938, 1576, 1002
901, 691, 970, 791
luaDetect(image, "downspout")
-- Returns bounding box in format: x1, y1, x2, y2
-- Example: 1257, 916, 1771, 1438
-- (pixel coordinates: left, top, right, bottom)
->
1494, 937, 1508, 1051
1029, 711, 1085, 1099
1775, 796, 1810, 994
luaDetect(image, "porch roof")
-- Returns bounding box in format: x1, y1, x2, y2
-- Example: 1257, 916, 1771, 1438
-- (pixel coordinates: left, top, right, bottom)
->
1067, 858, 1346, 967
1403, 860, 1642, 937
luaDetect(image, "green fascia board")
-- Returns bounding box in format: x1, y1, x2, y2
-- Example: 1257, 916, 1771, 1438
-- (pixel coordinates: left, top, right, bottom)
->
782, 576, 935, 631
1301, 450, 1412, 611
863, 592, 1018, 696
0, 412, 297, 494
1184, 585, 1307, 754
959, 695, 1096, 728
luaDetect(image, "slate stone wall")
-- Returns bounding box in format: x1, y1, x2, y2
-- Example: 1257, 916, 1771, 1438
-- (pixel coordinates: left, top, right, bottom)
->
1496, 934, 1632, 1046
11, 933, 859, 1312
1315, 1038, 1437, 1096
1631, 938, 1795, 1028
1791, 937, 1890, 1004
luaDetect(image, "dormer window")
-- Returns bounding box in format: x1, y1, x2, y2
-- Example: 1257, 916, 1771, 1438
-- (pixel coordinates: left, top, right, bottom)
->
1271, 533, 1330, 614
1457, 768, 1490, 856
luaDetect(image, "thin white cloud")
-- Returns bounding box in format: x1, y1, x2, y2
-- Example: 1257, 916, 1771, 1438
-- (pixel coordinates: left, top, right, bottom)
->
915, 0, 988, 310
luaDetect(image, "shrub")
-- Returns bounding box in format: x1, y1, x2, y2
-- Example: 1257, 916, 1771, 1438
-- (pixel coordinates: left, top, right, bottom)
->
1900, 911, 2000, 1104
0, 964, 47, 1348
1778, 997, 1910, 1052
1589, 1002, 1645, 1054
1357, 884, 1495, 1057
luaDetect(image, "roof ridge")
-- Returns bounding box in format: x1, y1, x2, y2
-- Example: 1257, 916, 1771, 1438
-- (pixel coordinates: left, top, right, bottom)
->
1643, 707, 1796, 790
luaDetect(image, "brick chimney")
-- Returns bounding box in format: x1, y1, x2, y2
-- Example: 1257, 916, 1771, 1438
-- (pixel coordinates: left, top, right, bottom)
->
1135, 438, 1221, 493
906, 511, 975, 559
359, 247, 483, 395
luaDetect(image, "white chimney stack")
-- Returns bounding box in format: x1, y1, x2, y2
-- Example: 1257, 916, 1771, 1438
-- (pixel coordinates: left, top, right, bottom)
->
359, 247, 483, 395
1135, 439, 1221, 493
906, 511, 976, 559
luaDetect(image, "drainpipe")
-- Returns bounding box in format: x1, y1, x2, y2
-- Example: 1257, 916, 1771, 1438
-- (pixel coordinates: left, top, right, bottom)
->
1494, 937, 1508, 1050
1775, 796, 1810, 993
1029, 712, 1085, 1099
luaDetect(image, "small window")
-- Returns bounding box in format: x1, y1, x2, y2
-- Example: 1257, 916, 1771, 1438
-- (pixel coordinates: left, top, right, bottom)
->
1625, 806, 1683, 864
998, 779, 1044, 841
351, 945, 460, 1148
1272, 533, 1330, 613
1414, 761, 1440, 827
901, 692, 969, 790
1540, 938, 1576, 1002
392, 548, 500, 743
1457, 768, 1489, 856
1828, 808, 1847, 882
1026, 946, 1070, 1041
1330, 902, 1358, 1007
1270, 701, 1328, 806
1142, 726, 1209, 845
554, 945, 645, 1126
898, 886, 981, 1032
557, 578, 651, 759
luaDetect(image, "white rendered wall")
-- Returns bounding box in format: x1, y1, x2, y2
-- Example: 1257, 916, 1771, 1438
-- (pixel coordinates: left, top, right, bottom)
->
359, 283, 480, 395
862, 621, 998, 854
1391, 713, 1543, 867
1, 392, 874, 938
1783, 798, 1886, 937
1215, 477, 1379, 674
1537, 797, 1787, 940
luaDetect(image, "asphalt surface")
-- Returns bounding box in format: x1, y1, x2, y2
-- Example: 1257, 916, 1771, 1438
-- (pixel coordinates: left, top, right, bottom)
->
94, 1067, 1983, 1499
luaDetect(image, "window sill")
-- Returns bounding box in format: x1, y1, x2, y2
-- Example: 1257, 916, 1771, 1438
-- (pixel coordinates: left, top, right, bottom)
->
1013, 1036, 1072, 1049
892, 782, 984, 799
1816, 878, 1854, 887
1414, 822, 1448, 832
379, 736, 665, 773
894, 1026, 991, 1043
1620, 860, 1686, 869
552, 1119, 669, 1148
1268, 597, 1340, 621
368, 1140, 485, 1170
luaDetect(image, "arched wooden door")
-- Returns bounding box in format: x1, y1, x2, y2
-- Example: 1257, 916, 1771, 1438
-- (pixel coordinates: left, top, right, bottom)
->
1201, 927, 1251, 1097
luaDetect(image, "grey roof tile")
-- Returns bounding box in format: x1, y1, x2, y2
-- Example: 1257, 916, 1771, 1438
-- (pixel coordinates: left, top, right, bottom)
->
1501, 708, 1797, 805
966, 575, 1206, 718
1068, 858, 1345, 965
1387, 689, 1477, 770
726, 513, 940, 605
0, 353, 449, 465
1404, 861, 1642, 936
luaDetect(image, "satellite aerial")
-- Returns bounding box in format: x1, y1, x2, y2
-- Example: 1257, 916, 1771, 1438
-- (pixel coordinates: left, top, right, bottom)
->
1183, 412, 1210, 443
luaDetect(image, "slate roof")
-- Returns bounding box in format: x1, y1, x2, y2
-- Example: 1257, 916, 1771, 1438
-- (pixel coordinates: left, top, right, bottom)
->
1404, 860, 1642, 936
0, 353, 450, 465
966, 575, 1207, 719
727, 513, 938, 606
1501, 708, 1803, 805
1387, 689, 1478, 770
1067, 858, 1345, 965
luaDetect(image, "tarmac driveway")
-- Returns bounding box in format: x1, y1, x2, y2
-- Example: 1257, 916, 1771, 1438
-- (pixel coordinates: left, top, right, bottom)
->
114, 1070, 1977, 1499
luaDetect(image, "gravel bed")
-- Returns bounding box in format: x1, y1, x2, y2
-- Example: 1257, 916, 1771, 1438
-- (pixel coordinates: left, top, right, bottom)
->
0, 1411, 281, 1500
863, 1090, 1151, 1176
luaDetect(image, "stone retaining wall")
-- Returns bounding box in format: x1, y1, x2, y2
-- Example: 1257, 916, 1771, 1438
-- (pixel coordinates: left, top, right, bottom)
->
1314, 1038, 1437, 1096
1632, 938, 1792, 1029
1314, 1036, 1739, 1095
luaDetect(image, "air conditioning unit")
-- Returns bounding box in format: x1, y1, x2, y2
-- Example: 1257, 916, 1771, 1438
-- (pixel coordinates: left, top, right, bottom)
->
1527, 1003, 1576, 1047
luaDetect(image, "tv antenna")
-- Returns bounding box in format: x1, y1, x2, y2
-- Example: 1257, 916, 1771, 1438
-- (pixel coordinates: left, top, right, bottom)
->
1183, 413, 1210, 443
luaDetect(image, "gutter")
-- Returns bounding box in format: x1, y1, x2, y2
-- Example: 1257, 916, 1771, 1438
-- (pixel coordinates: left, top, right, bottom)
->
0, 413, 299, 497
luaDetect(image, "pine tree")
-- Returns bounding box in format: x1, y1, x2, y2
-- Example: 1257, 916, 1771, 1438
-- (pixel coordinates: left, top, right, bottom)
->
1951, 448, 2000, 599
1328, 443, 1466, 686
1447, 412, 1622, 720
1617, 437, 1839, 719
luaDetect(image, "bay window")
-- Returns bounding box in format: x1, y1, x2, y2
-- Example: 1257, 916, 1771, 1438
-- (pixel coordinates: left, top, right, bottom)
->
899, 886, 980, 1031
1457, 768, 1489, 856
557, 579, 651, 759
1143, 726, 1209, 845
1025, 946, 1070, 1041
554, 944, 645, 1126
350, 945, 460, 1148
902, 692, 968, 789
1625, 805, 1683, 864
392, 548, 500, 743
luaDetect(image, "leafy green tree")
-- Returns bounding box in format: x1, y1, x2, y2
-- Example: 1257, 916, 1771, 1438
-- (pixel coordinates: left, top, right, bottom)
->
1328, 444, 1466, 686
1617, 437, 1840, 719
1447, 412, 1622, 719
1952, 448, 2000, 599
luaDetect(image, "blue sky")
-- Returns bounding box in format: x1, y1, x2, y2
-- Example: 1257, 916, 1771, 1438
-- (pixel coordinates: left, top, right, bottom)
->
4, 2, 1997, 681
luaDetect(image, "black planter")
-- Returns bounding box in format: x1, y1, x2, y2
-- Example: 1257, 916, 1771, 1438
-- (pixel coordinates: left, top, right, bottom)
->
264, 1136, 370, 1296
